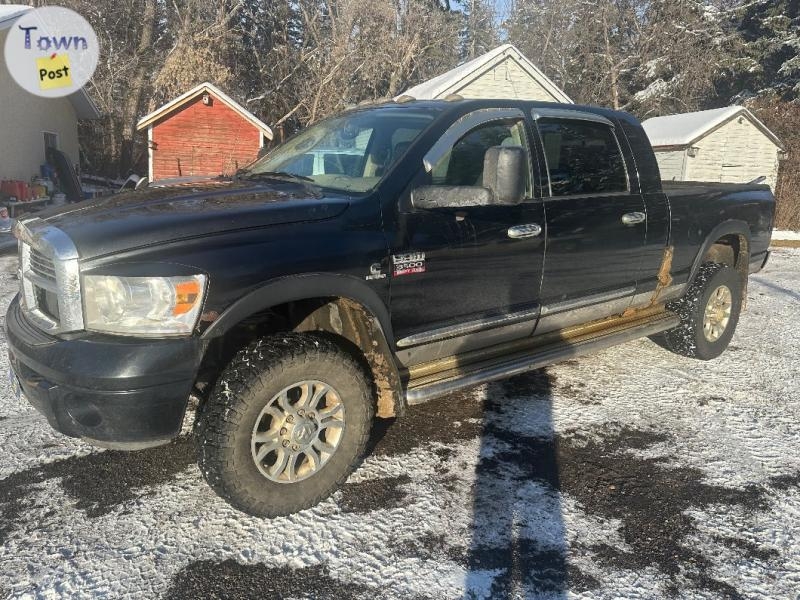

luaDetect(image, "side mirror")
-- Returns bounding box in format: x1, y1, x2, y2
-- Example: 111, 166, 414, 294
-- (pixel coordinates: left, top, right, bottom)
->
482, 146, 525, 205
410, 185, 493, 210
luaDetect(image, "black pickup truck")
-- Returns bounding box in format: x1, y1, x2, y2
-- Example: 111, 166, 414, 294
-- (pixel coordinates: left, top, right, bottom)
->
7, 99, 774, 516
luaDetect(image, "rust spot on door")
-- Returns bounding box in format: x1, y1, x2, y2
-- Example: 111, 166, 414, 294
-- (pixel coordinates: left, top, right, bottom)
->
649, 246, 674, 306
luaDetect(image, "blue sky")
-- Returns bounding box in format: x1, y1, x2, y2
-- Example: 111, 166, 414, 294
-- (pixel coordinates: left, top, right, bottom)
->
453, 0, 513, 21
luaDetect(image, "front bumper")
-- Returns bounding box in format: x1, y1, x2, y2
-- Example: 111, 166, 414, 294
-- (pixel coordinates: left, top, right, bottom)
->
6, 296, 205, 448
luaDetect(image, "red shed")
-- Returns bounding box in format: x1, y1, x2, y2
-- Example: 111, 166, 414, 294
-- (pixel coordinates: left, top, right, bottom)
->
136, 82, 274, 182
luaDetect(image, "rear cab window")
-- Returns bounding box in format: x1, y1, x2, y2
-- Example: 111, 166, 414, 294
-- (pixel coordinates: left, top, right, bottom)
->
536, 119, 629, 197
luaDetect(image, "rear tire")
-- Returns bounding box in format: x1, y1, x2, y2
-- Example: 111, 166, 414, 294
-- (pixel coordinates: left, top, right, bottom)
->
196, 332, 374, 517
650, 262, 742, 360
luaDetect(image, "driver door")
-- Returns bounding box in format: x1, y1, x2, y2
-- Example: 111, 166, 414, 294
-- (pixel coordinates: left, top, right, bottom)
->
388, 109, 546, 366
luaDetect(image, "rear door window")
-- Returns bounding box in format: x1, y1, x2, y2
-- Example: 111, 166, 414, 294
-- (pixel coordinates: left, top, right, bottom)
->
537, 119, 628, 196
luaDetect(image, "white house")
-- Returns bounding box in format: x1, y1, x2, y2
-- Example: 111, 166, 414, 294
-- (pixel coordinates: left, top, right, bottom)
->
400, 44, 572, 104
642, 106, 785, 190
0, 5, 100, 182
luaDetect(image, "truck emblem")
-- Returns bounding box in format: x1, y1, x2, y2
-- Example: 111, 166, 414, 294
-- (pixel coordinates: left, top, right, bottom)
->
392, 252, 426, 276
365, 263, 386, 280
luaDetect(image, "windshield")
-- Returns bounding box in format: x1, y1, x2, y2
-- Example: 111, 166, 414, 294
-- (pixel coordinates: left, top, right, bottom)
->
246, 107, 436, 193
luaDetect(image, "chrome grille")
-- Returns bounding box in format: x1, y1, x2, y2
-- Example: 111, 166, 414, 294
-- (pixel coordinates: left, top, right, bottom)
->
30, 247, 56, 281
14, 219, 83, 334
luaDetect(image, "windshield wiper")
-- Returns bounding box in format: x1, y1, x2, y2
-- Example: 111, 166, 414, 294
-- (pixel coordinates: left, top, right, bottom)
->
236, 169, 323, 198
240, 170, 315, 183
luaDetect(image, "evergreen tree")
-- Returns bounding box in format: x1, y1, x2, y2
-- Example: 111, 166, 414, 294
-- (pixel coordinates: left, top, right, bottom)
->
725, 0, 800, 100
628, 0, 739, 116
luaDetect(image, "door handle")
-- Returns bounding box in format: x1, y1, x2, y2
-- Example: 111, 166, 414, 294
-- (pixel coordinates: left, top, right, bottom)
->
507, 223, 542, 239
621, 212, 646, 226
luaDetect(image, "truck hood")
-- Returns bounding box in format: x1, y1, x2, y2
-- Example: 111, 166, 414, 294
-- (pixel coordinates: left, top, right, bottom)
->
35, 179, 350, 260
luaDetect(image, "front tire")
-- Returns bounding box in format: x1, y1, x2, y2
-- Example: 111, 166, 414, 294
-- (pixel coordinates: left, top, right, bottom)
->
651, 262, 743, 360
196, 333, 374, 517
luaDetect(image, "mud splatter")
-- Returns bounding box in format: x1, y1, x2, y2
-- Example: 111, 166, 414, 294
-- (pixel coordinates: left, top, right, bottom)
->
712, 535, 779, 562
397, 533, 599, 595
367, 390, 485, 457
476, 424, 766, 597
697, 395, 728, 406
164, 560, 374, 600
770, 472, 800, 490
490, 369, 553, 398
338, 474, 411, 514
0, 437, 194, 543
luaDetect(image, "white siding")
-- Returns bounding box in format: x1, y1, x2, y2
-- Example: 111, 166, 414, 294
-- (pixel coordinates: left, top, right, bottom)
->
684, 116, 782, 190
0, 29, 80, 182
451, 57, 559, 102
653, 149, 686, 181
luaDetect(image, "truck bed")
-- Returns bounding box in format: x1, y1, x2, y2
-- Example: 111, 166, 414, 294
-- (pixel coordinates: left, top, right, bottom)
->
661, 179, 772, 197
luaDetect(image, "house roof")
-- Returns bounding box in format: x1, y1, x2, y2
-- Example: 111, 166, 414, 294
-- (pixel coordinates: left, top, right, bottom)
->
0, 5, 101, 119
0, 4, 30, 28
399, 44, 573, 104
136, 82, 274, 140
642, 106, 784, 151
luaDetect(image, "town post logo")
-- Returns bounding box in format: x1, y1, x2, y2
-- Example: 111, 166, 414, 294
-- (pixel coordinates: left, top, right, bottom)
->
4, 6, 98, 98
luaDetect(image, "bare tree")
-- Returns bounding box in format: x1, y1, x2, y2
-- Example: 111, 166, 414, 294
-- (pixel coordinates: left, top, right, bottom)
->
506, 0, 736, 114
61, 0, 162, 175
264, 0, 462, 127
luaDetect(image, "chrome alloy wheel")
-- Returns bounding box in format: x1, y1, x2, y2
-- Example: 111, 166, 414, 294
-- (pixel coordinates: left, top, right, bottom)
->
703, 285, 733, 343
250, 380, 346, 483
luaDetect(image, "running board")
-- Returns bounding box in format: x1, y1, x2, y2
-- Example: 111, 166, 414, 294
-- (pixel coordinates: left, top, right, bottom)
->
404, 310, 680, 406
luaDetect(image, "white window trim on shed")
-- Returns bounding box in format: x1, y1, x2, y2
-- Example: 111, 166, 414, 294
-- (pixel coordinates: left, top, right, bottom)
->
136, 82, 274, 141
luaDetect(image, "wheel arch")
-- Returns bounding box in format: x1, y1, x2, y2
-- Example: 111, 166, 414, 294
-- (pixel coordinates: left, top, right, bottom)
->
200, 274, 404, 418
690, 220, 751, 285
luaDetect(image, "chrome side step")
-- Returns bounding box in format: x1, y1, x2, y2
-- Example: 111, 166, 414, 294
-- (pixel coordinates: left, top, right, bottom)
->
404, 311, 679, 406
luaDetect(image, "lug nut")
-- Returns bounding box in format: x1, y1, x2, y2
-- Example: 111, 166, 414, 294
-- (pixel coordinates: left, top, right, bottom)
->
292, 444, 299, 451
297, 409, 305, 417
282, 440, 290, 448
279, 427, 288, 436
286, 415, 295, 423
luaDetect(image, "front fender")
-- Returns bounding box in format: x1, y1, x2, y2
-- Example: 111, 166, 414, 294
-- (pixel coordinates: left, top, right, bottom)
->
202, 272, 394, 345
201, 273, 405, 417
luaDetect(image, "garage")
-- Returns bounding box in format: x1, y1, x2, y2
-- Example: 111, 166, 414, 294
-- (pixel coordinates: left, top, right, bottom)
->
642, 106, 786, 190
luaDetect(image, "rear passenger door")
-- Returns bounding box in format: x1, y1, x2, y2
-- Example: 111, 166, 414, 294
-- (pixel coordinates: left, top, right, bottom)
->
533, 111, 647, 332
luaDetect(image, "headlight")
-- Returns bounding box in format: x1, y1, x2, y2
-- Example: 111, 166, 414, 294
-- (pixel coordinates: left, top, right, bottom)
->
83, 274, 207, 336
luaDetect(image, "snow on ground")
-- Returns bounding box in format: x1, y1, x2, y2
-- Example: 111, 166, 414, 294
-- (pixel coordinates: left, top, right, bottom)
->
772, 229, 800, 241
0, 249, 799, 599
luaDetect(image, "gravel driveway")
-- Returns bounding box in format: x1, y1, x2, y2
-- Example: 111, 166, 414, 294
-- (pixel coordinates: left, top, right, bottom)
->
1, 249, 798, 599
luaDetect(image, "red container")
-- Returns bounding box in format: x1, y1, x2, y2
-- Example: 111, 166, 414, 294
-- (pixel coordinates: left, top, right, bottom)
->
1, 180, 31, 201
0, 180, 15, 198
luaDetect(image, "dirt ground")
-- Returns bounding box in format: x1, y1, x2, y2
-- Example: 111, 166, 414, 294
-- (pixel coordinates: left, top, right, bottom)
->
0, 249, 798, 599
